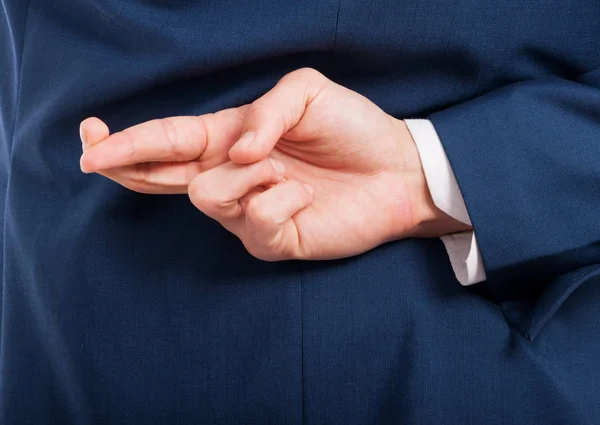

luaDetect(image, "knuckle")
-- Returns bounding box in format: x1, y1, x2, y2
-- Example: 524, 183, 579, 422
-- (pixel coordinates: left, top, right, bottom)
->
245, 198, 272, 227
285, 67, 324, 83
295, 244, 313, 261
249, 101, 288, 136
245, 101, 271, 121
131, 162, 148, 184
160, 117, 181, 160
248, 247, 281, 262
106, 165, 152, 194
188, 178, 212, 209
243, 243, 279, 262
120, 129, 138, 158
252, 159, 277, 180
191, 115, 209, 154
188, 177, 233, 216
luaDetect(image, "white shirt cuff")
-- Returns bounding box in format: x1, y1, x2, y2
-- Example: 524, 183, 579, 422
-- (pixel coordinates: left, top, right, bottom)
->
405, 119, 486, 286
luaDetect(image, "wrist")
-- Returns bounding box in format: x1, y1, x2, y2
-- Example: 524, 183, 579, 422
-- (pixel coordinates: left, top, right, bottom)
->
394, 119, 472, 238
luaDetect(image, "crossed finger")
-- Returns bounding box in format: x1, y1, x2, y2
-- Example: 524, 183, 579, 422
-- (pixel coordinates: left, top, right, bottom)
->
79, 107, 246, 193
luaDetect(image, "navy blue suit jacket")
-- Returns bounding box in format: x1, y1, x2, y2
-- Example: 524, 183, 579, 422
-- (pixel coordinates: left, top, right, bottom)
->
1, 1, 599, 424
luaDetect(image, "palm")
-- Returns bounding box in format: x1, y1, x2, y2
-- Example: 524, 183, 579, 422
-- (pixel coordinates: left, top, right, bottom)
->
229, 86, 418, 259
262, 154, 411, 259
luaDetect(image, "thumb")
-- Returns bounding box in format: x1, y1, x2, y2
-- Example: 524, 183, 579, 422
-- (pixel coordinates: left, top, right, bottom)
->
228, 68, 329, 164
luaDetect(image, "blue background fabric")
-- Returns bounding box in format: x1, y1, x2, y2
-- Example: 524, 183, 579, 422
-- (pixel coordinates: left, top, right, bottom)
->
1, 1, 599, 424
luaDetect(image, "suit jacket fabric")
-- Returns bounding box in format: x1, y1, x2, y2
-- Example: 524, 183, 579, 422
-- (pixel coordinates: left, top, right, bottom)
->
1, 1, 599, 424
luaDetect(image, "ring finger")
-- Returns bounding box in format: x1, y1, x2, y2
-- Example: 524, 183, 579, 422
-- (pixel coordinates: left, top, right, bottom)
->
188, 157, 287, 221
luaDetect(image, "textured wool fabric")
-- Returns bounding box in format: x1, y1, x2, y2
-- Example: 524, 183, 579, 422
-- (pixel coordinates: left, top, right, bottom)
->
1, 1, 599, 424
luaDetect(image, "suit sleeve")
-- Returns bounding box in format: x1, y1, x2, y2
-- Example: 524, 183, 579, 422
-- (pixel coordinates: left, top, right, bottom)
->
428, 69, 600, 305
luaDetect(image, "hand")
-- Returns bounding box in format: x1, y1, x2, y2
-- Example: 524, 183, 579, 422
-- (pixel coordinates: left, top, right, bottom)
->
79, 68, 469, 260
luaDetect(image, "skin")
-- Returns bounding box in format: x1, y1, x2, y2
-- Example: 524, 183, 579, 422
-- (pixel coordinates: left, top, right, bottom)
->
79, 68, 470, 261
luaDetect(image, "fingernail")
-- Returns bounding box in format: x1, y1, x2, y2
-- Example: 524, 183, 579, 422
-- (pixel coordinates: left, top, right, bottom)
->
270, 158, 286, 175
235, 132, 254, 148
79, 156, 91, 174
79, 122, 88, 150
304, 184, 314, 196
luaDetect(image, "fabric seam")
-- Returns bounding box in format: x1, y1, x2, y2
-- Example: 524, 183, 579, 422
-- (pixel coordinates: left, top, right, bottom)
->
300, 264, 306, 425
329, 0, 342, 51
526, 266, 600, 340
1, 0, 35, 363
